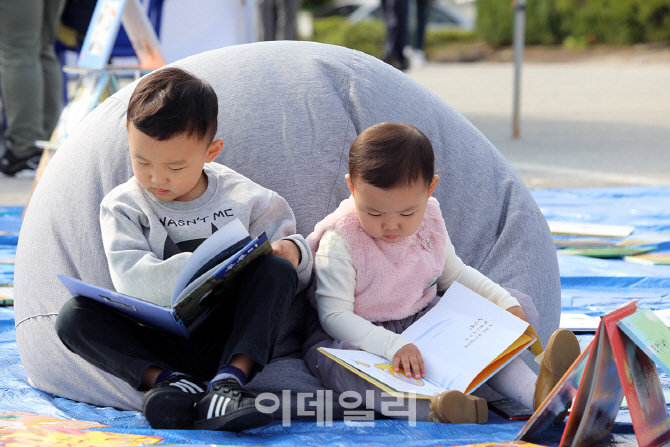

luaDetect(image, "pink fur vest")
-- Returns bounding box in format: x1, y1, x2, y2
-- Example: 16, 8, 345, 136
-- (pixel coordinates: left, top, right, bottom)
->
307, 196, 447, 322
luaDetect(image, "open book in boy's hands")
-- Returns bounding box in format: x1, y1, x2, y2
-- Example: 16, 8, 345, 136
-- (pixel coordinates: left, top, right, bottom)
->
58, 218, 272, 338
319, 282, 542, 398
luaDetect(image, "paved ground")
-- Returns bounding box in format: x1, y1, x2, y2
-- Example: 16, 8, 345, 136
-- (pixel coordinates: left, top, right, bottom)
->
1, 52, 669, 206
405, 54, 670, 189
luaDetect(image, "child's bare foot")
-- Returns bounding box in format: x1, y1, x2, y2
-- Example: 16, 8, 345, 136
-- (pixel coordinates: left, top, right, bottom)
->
428, 390, 488, 424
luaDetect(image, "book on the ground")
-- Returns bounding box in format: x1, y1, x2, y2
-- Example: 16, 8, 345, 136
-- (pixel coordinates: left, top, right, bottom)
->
457, 443, 547, 447
623, 252, 670, 265
0, 286, 13, 305
319, 282, 542, 398
515, 341, 592, 443
58, 218, 272, 338
560, 309, 670, 332
559, 313, 600, 332
0, 412, 107, 433
617, 306, 670, 378
617, 232, 670, 247
553, 237, 618, 248
599, 302, 670, 447
547, 222, 635, 238
557, 245, 656, 258
622, 389, 670, 409
0, 412, 162, 446
517, 301, 670, 447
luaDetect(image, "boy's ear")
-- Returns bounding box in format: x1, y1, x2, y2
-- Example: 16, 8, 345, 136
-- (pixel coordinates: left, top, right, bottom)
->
428, 175, 439, 196
205, 138, 224, 162
345, 174, 355, 196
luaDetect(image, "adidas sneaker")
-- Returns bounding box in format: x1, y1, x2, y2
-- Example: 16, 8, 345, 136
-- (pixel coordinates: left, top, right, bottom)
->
141, 374, 206, 429
194, 379, 273, 431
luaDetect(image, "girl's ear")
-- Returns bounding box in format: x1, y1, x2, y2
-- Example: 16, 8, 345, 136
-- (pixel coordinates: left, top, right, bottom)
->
428, 175, 439, 196
206, 138, 224, 162
346, 174, 355, 196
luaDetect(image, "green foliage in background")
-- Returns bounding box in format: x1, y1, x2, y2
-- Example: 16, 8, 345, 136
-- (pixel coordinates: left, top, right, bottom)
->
311, 16, 476, 58
302, 0, 333, 12
477, 0, 670, 46
312, 17, 386, 57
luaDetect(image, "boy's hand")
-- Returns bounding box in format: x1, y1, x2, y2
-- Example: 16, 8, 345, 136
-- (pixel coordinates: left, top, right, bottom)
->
271, 239, 301, 268
506, 305, 527, 322
393, 343, 425, 379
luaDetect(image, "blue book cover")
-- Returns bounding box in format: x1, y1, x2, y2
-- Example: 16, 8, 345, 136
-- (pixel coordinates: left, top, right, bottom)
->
58, 220, 271, 338
77, 0, 127, 69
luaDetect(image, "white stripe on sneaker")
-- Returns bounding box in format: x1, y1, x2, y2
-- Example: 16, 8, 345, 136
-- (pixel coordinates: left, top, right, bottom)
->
215, 395, 225, 417
221, 397, 231, 416
207, 395, 219, 419
170, 379, 204, 394
181, 379, 204, 393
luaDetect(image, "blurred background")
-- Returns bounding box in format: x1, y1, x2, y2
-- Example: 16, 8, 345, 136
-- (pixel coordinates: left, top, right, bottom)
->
1, 0, 669, 204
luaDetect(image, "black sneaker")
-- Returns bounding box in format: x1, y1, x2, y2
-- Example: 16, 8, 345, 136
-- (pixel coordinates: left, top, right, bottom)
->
141, 374, 206, 429
0, 149, 42, 176
194, 379, 274, 431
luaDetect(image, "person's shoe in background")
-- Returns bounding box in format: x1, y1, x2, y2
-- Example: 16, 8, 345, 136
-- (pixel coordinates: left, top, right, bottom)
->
382, 51, 410, 71
0, 148, 42, 176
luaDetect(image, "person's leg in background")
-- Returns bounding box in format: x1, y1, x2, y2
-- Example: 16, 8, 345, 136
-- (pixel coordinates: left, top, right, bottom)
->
275, 0, 297, 40
411, 0, 429, 67
381, 0, 409, 70
259, 0, 278, 41
0, 0, 65, 176
41, 0, 66, 147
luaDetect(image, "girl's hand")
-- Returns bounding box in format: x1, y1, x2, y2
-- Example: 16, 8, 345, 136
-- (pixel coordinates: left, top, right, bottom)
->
393, 343, 425, 379
271, 239, 301, 268
506, 305, 527, 322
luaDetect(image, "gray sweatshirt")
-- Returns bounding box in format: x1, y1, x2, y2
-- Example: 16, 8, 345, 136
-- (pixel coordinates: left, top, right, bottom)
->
100, 162, 312, 307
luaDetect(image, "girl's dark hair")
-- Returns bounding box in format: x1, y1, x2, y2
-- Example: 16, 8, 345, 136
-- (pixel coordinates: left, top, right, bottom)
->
127, 67, 218, 142
349, 123, 435, 189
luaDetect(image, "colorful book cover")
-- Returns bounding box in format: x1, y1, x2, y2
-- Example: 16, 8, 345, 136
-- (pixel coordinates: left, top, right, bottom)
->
624, 252, 670, 265
120, 0, 165, 69
458, 442, 548, 447
0, 412, 106, 433
560, 318, 623, 447
0, 412, 162, 446
78, 0, 126, 69
557, 245, 656, 258
515, 342, 592, 442
603, 302, 670, 447
0, 427, 162, 446
617, 307, 670, 378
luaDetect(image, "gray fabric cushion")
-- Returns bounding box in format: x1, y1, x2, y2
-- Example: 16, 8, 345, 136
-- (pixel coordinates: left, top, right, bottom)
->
14, 41, 560, 412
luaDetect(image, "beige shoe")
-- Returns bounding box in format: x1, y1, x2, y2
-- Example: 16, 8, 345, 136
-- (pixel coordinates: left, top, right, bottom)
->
533, 328, 580, 421
428, 390, 488, 424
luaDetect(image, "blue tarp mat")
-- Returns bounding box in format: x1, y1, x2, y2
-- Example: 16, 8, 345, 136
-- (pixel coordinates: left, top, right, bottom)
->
5, 185, 670, 446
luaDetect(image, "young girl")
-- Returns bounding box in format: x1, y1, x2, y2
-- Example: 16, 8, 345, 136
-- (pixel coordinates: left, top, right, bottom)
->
304, 122, 580, 424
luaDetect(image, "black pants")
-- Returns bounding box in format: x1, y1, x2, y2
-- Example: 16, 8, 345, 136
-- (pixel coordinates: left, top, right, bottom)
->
56, 255, 298, 390
382, 0, 409, 61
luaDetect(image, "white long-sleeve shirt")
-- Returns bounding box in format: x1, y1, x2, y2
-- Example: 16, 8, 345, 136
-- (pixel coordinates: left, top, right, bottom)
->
314, 227, 519, 362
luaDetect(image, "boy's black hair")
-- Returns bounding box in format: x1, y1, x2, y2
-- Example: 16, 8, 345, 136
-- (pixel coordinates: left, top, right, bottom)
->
349, 123, 435, 189
127, 67, 218, 143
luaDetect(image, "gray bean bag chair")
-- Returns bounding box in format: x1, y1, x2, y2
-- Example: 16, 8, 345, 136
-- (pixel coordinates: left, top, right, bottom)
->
14, 41, 560, 414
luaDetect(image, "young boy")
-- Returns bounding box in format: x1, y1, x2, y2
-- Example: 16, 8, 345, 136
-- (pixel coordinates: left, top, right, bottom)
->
55, 67, 312, 431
